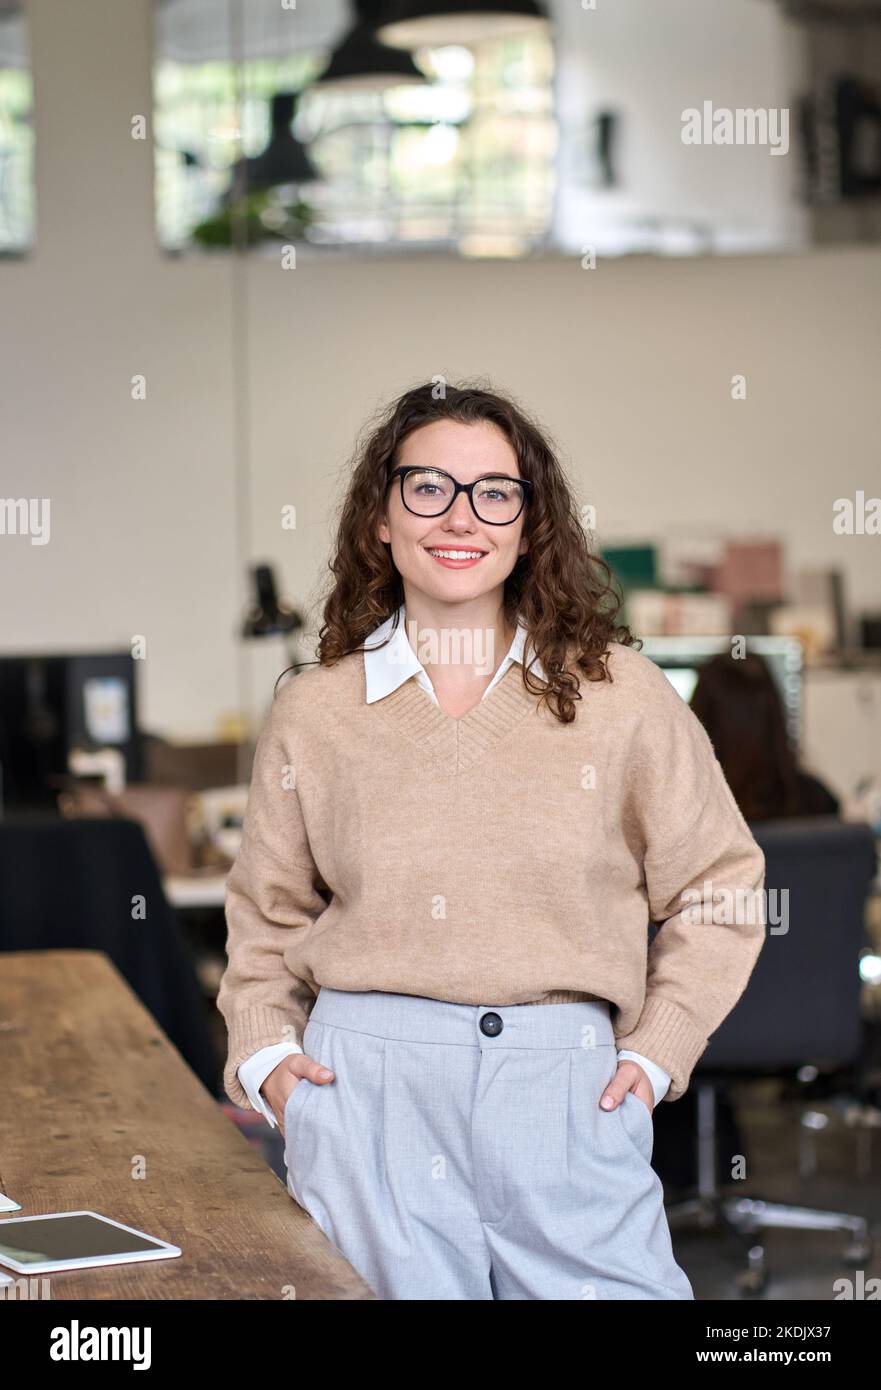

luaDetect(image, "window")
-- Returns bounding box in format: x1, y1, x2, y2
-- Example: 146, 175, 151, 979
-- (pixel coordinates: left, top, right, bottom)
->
152, 1, 556, 256
0, 0, 34, 256
299, 39, 556, 253
153, 53, 321, 253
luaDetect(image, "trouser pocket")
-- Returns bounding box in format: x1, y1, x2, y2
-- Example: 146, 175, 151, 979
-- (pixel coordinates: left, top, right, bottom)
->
616, 1087, 654, 1161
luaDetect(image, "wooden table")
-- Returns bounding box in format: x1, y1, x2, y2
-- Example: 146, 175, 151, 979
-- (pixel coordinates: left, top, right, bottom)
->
0, 950, 375, 1300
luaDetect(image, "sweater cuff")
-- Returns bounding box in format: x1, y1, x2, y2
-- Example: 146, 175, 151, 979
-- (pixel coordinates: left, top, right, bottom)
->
614, 996, 707, 1103
222, 1005, 308, 1111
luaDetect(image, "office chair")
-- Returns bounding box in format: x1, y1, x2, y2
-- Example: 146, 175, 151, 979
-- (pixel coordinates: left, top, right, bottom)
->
665, 817, 878, 1294
0, 816, 218, 1093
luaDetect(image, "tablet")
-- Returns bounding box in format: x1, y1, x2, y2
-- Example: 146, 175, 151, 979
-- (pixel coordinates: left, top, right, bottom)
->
0, 1212, 181, 1274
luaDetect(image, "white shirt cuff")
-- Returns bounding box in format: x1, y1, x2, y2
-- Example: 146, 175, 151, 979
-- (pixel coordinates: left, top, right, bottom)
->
617, 1049, 671, 1105
237, 1041, 304, 1128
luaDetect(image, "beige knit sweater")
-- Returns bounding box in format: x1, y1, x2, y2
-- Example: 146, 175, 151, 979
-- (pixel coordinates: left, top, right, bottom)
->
217, 640, 766, 1108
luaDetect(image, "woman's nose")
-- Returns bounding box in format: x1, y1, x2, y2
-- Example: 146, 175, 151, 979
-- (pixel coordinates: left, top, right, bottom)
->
444, 492, 476, 525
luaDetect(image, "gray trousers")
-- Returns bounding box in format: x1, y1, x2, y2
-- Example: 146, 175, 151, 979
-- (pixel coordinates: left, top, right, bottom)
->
283, 987, 694, 1301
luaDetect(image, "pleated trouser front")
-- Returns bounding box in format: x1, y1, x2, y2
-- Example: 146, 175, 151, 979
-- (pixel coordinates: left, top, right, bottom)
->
283, 986, 694, 1301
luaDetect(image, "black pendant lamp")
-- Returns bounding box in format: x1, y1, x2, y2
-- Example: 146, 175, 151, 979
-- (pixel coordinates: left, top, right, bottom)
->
238, 91, 318, 193
316, 0, 427, 91
375, 1, 550, 50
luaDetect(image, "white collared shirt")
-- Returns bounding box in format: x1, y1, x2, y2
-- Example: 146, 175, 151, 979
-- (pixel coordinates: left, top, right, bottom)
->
363, 605, 542, 706
237, 605, 671, 1123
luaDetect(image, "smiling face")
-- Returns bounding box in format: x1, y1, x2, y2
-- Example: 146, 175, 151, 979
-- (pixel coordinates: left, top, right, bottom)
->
377, 418, 529, 608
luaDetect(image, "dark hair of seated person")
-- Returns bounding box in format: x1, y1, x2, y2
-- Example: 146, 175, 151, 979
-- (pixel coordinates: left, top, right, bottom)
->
689, 651, 840, 821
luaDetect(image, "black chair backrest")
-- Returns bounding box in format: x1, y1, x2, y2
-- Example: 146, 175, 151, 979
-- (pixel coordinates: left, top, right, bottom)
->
699, 817, 877, 1073
0, 816, 217, 1093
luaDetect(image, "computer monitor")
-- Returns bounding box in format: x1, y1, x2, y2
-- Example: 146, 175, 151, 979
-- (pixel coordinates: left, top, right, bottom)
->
638, 636, 803, 747
0, 651, 141, 813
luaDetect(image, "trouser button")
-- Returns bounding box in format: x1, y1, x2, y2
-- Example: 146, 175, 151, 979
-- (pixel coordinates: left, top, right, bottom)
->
479, 1011, 503, 1037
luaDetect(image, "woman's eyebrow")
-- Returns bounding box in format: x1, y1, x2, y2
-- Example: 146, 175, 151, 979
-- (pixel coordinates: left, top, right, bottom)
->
417, 466, 522, 481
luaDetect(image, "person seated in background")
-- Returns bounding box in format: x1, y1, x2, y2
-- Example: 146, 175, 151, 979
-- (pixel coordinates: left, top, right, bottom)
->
651, 648, 839, 1198
688, 651, 840, 819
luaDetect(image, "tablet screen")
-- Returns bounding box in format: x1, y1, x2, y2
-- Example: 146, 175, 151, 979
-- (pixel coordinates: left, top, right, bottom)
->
0, 1214, 167, 1266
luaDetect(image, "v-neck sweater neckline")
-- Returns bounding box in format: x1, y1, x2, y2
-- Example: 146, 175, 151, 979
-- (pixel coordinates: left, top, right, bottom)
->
371, 656, 542, 775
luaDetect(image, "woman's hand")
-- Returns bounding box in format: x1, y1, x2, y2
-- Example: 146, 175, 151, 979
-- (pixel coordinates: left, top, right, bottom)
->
260, 1054, 336, 1135
599, 1059, 654, 1115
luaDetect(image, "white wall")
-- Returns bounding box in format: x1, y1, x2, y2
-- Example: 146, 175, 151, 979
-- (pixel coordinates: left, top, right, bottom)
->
553, 0, 809, 253
1, 0, 879, 742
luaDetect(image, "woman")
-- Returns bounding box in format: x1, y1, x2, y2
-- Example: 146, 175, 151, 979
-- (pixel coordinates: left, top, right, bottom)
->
217, 381, 766, 1301
689, 652, 840, 820
647, 650, 840, 1195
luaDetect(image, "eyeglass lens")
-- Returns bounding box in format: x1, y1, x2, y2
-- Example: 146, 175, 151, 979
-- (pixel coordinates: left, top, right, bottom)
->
402, 470, 525, 522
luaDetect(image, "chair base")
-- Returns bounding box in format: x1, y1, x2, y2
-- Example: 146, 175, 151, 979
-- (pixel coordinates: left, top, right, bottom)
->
665, 1084, 874, 1294
667, 1193, 872, 1293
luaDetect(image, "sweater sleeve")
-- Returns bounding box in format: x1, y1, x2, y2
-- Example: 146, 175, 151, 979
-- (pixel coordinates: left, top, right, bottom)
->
612, 662, 767, 1103
216, 684, 327, 1111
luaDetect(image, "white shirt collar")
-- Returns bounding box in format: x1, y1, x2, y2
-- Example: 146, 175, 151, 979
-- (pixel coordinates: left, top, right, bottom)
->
363, 603, 547, 707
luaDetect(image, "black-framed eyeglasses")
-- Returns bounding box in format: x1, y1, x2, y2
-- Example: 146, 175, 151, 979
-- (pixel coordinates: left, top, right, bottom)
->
388, 466, 532, 526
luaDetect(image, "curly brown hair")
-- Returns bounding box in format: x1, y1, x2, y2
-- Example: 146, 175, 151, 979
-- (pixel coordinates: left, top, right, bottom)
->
282, 378, 636, 724
689, 652, 835, 820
